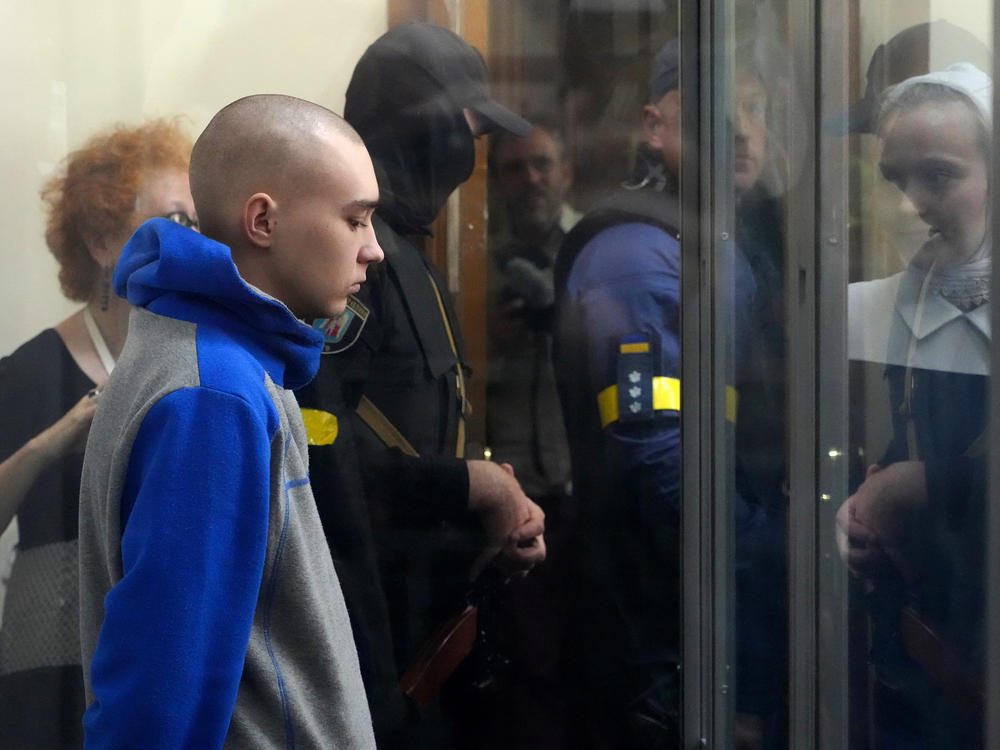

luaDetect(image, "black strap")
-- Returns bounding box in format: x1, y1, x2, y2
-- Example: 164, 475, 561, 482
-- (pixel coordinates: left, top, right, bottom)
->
554, 185, 680, 301
374, 215, 468, 380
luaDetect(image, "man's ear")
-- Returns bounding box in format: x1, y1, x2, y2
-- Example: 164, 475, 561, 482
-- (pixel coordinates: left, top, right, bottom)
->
244, 193, 278, 248
642, 104, 665, 151
643, 90, 680, 152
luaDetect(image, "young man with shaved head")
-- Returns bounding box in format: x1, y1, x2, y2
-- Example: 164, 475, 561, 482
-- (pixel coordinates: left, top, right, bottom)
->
77, 95, 382, 749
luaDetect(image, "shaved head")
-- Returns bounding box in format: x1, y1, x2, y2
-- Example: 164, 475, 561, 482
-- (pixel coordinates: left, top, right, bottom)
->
190, 94, 362, 243
189, 94, 382, 319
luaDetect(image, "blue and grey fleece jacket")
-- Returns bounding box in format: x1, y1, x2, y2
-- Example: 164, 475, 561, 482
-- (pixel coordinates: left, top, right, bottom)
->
78, 219, 376, 749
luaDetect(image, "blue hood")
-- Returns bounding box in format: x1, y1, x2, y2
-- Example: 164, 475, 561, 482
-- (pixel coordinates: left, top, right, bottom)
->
115, 218, 324, 390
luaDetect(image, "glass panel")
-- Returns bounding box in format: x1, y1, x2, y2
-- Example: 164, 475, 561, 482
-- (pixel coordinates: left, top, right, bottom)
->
7, 1, 994, 747
714, 2, 799, 746
821, 4, 993, 748
490, 4, 688, 746
0, 2, 728, 747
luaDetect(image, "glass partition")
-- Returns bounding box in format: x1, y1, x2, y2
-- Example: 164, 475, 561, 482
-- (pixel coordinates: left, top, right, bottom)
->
815, 3, 995, 749
1, 0, 997, 748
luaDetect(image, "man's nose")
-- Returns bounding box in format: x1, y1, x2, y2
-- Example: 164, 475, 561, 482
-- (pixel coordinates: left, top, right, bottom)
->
732, 105, 752, 136
900, 189, 928, 221
363, 231, 384, 265
733, 113, 745, 136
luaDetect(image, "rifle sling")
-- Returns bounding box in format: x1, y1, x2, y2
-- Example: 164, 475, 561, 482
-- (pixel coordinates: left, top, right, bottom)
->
424, 269, 468, 459
356, 395, 419, 457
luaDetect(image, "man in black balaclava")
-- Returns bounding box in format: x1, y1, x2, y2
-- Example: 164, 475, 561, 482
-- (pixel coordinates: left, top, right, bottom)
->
296, 22, 546, 749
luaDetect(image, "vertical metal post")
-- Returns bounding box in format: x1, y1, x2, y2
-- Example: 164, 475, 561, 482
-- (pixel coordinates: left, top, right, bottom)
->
985, 5, 1000, 748
681, 0, 737, 743
708, 0, 736, 743
784, 0, 819, 745
680, 0, 708, 744
815, 0, 851, 747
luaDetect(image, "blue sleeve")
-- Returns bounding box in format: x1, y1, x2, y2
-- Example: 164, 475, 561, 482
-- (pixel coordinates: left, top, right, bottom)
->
568, 223, 682, 520
83, 388, 273, 750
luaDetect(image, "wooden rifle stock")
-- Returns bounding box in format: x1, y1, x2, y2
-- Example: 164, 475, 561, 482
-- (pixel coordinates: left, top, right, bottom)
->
399, 603, 479, 707
899, 605, 982, 716
398, 561, 513, 706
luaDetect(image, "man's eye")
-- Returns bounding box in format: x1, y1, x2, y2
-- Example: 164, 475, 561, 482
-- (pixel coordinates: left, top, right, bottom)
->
738, 98, 766, 121
879, 165, 902, 188
923, 169, 953, 190
350, 218, 369, 229
500, 162, 523, 178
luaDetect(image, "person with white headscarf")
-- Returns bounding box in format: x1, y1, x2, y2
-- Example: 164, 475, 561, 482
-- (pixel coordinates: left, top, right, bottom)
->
848, 62, 991, 374
838, 63, 992, 748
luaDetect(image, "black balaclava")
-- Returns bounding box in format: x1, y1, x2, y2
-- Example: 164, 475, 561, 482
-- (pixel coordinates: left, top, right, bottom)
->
345, 23, 529, 237
346, 58, 474, 236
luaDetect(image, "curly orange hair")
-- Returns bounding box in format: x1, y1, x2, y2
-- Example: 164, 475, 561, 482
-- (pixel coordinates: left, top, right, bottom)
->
41, 119, 192, 301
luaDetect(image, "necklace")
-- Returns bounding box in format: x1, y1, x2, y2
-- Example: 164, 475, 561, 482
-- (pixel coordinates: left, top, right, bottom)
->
83, 307, 116, 375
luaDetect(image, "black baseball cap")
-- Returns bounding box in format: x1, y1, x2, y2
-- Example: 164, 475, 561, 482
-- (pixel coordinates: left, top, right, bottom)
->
649, 38, 681, 102
368, 22, 531, 136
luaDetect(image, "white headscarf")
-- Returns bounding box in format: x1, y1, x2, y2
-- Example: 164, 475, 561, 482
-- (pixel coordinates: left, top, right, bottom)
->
882, 61, 992, 125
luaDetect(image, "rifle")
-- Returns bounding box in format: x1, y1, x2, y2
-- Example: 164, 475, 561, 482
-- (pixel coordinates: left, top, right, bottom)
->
899, 605, 982, 716
399, 564, 511, 707
865, 569, 982, 719
353, 396, 518, 706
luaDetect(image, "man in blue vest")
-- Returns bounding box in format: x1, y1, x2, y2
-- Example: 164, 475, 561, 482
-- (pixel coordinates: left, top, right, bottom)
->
553, 38, 782, 748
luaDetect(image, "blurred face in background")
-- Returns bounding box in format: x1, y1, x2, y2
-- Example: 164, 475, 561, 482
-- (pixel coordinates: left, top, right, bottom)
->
733, 73, 768, 195
493, 126, 573, 240
644, 76, 767, 196
94, 167, 196, 271
133, 169, 197, 233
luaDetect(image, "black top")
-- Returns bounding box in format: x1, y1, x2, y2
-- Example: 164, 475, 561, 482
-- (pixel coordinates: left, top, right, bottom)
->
0, 329, 92, 547
0, 327, 92, 748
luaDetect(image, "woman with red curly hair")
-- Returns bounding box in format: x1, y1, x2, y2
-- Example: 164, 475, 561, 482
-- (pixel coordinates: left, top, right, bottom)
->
0, 119, 195, 747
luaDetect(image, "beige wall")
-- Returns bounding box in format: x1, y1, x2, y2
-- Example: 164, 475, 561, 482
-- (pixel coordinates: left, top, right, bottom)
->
858, 5, 992, 76
0, 0, 387, 356
0, 0, 386, 615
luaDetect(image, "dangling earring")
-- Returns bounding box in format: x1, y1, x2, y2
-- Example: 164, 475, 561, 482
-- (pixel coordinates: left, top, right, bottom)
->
100, 266, 111, 312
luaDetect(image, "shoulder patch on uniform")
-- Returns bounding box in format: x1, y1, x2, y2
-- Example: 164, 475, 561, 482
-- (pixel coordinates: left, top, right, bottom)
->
300, 408, 339, 445
617, 334, 654, 422
313, 295, 369, 354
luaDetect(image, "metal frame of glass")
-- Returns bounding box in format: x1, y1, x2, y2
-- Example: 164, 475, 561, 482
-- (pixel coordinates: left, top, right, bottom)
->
680, 0, 711, 743
815, 0, 851, 746
682, 1, 1000, 747
988, 12, 1000, 750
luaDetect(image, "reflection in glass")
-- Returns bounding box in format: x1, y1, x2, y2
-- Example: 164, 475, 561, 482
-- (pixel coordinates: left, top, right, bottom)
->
841, 60, 992, 748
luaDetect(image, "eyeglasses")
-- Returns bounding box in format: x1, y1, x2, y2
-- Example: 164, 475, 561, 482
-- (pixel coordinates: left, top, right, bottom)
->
162, 211, 200, 232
